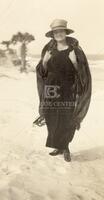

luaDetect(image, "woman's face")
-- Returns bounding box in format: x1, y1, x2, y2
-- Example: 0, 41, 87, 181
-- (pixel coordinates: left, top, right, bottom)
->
53, 29, 66, 42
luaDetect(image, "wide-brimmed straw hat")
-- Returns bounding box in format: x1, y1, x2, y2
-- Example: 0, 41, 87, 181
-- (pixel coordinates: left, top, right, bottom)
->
45, 19, 74, 38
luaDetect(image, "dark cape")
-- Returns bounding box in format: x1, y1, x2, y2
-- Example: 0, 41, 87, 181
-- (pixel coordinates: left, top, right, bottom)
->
36, 37, 92, 130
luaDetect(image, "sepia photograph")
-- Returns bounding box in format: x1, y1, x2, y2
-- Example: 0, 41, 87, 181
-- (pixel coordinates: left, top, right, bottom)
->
0, 0, 104, 199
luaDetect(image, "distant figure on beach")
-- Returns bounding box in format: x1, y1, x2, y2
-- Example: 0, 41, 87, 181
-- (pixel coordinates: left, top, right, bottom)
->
35, 19, 92, 162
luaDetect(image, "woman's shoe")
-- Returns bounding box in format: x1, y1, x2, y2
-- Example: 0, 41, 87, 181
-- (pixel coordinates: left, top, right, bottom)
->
63, 148, 71, 162
49, 149, 63, 156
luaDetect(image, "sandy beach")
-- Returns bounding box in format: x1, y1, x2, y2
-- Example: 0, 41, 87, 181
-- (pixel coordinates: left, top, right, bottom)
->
0, 59, 104, 200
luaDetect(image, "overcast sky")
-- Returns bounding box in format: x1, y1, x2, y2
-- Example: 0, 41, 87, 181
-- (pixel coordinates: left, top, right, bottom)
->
0, 0, 104, 54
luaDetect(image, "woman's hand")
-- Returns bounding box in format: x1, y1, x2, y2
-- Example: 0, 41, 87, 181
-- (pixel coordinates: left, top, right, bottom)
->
69, 50, 78, 71
42, 50, 52, 69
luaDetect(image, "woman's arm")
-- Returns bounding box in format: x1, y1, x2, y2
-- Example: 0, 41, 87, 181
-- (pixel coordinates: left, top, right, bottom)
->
36, 43, 52, 77
69, 49, 78, 71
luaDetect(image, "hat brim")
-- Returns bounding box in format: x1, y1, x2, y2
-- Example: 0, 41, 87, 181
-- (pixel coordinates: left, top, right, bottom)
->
45, 28, 74, 38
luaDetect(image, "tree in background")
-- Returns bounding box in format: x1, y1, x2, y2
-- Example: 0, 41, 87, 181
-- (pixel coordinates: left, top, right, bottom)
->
1, 40, 11, 51
11, 32, 35, 72
1, 40, 15, 55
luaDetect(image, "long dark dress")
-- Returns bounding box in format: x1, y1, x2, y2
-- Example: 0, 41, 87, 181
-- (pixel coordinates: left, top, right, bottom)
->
42, 47, 77, 149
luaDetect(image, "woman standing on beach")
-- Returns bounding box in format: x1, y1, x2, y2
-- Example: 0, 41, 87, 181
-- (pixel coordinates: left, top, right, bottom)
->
35, 19, 92, 162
